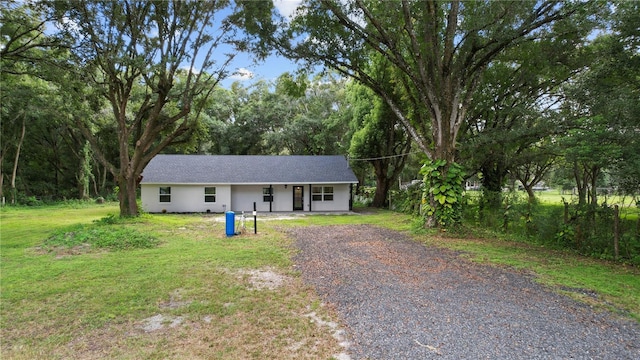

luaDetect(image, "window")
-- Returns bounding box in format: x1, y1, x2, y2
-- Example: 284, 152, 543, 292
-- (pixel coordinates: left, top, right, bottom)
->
312, 186, 334, 201
159, 187, 171, 202
205, 187, 216, 202
263, 187, 273, 202
312, 186, 322, 201
323, 186, 334, 201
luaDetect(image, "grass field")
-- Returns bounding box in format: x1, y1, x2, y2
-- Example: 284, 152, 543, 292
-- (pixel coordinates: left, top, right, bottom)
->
1, 203, 638, 359
465, 189, 639, 217
537, 190, 638, 204
1, 203, 345, 359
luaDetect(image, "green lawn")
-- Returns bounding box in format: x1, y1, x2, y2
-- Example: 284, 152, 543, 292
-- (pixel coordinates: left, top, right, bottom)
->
534, 191, 639, 219
1, 204, 343, 359
1, 204, 638, 359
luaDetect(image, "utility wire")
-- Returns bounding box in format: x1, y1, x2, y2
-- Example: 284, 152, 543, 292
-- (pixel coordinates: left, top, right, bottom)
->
348, 151, 423, 162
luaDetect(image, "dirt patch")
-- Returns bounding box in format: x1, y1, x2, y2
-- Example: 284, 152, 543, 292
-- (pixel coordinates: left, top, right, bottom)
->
139, 314, 185, 332
158, 288, 193, 310
31, 243, 96, 258
236, 267, 291, 290
303, 308, 352, 359
208, 212, 359, 223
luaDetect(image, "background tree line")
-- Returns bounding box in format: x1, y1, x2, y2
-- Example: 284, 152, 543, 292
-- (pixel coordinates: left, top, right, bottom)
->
2, 0, 638, 223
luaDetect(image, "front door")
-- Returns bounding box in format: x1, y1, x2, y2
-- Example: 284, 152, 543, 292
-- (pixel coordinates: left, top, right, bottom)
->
293, 186, 304, 211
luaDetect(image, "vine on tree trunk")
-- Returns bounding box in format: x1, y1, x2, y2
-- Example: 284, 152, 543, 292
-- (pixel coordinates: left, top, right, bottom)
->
420, 160, 465, 229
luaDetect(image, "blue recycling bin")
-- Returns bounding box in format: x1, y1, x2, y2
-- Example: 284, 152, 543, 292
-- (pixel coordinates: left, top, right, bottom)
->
225, 211, 235, 237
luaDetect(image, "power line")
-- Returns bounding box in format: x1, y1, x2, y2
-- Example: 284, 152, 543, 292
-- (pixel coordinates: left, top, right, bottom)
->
348, 151, 423, 162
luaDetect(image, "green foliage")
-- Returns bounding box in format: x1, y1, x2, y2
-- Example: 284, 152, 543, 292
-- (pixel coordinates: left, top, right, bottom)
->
348, 76, 411, 207
45, 0, 249, 216
463, 192, 640, 265
560, 5, 640, 200
392, 185, 423, 216
274, 71, 308, 98
0, 1, 68, 75
251, 0, 593, 172
420, 160, 465, 228
205, 73, 351, 156
15, 195, 44, 206
555, 224, 575, 245
42, 217, 159, 252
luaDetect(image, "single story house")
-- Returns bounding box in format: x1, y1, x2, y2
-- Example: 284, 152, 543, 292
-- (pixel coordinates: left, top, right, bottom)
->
140, 155, 358, 213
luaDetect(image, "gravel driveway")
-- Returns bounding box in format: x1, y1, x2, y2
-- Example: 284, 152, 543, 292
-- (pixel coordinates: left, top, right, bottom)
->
289, 225, 639, 359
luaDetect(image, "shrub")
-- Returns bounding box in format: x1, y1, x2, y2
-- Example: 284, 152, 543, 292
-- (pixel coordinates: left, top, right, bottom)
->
17, 195, 44, 206
459, 192, 640, 264
42, 217, 160, 253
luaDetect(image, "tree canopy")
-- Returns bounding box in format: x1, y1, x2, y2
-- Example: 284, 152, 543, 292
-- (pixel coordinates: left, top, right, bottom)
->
251, 0, 593, 163
45, 0, 256, 216
239, 0, 600, 226
1, 1, 637, 232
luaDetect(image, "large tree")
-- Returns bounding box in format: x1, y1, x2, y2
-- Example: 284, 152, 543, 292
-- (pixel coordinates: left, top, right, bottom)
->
1, 1, 71, 203
348, 73, 411, 208
561, 37, 638, 205
205, 73, 351, 156
244, 0, 592, 226
459, 32, 589, 208
273, 73, 351, 155
49, 0, 250, 216
0, 1, 68, 77
554, 0, 639, 204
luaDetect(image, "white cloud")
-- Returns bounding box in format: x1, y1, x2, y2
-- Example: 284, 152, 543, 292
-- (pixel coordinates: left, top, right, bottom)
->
230, 67, 254, 81
60, 16, 82, 34
273, 0, 303, 20
180, 65, 201, 74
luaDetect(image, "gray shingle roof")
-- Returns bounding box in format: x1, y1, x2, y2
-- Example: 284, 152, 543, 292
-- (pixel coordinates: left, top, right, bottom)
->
140, 155, 358, 184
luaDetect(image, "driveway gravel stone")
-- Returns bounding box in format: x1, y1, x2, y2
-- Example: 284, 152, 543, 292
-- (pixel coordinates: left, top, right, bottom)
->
289, 225, 639, 359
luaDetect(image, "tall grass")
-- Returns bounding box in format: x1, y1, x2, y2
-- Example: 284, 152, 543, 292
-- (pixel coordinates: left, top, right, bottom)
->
470, 191, 640, 264
394, 187, 640, 264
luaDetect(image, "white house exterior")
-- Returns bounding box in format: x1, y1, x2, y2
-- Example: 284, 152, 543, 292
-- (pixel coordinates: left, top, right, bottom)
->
140, 155, 358, 213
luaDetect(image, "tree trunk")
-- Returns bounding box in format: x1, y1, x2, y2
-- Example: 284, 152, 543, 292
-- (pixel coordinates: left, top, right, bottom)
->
574, 162, 586, 205
101, 164, 107, 195
92, 167, 99, 198
372, 176, 391, 208
589, 166, 599, 206
118, 172, 139, 216
77, 142, 91, 200
0, 153, 4, 201
524, 185, 536, 204
372, 161, 389, 208
11, 117, 26, 204
481, 163, 505, 211
372, 181, 390, 208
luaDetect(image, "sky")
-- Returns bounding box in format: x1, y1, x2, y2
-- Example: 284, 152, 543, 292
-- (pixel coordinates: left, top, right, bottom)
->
36, 0, 307, 89
219, 0, 304, 88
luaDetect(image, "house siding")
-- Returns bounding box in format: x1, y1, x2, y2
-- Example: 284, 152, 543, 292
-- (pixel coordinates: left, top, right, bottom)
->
141, 184, 231, 213
309, 184, 351, 212
140, 155, 358, 213
141, 183, 352, 213
228, 184, 288, 212
230, 183, 350, 212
